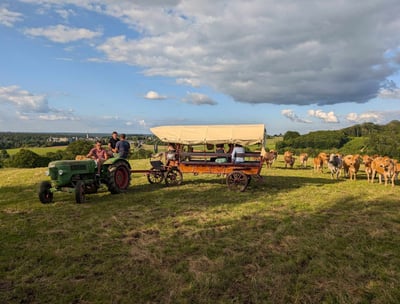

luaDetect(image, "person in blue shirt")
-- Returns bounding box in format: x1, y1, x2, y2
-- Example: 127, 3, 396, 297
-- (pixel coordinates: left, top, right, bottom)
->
115, 133, 130, 159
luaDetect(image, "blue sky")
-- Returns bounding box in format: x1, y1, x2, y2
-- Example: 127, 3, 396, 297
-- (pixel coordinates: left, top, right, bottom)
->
1, 0, 400, 135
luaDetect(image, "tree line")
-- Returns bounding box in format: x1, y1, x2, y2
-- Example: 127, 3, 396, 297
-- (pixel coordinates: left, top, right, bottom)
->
0, 138, 159, 168
276, 120, 400, 159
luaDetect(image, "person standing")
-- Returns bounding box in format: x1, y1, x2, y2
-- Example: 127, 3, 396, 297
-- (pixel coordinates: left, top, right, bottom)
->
115, 133, 130, 159
87, 140, 108, 174
108, 131, 119, 157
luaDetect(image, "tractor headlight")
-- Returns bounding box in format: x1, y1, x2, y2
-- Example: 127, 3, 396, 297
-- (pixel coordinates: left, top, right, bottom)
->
58, 169, 64, 175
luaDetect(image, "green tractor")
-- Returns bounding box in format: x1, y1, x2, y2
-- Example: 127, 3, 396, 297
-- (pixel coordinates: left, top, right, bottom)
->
38, 158, 131, 204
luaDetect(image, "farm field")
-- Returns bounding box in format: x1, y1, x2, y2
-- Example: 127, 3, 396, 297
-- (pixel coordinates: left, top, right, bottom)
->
1, 157, 400, 303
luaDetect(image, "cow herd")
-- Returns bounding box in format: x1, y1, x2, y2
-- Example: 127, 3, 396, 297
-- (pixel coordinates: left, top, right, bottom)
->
262, 151, 400, 187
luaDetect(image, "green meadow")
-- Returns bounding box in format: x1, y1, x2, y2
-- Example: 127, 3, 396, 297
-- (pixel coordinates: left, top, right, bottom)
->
6, 146, 68, 156
1, 157, 400, 303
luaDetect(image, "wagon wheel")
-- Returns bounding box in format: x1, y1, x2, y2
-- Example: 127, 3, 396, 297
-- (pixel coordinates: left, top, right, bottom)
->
75, 180, 86, 204
147, 168, 164, 184
165, 168, 183, 186
38, 181, 54, 204
108, 160, 131, 194
226, 171, 249, 192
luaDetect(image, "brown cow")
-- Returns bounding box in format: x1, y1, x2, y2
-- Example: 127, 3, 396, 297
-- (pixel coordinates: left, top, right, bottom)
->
313, 152, 328, 173
283, 151, 295, 168
313, 156, 323, 173
299, 153, 309, 168
342, 154, 361, 180
261, 149, 278, 168
371, 157, 396, 187
362, 155, 374, 182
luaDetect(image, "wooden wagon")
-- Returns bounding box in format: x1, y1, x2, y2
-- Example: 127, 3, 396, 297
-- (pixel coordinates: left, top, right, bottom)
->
148, 124, 266, 191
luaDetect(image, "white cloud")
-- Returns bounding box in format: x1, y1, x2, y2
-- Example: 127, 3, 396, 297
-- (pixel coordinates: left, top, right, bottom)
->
0, 7, 23, 27
308, 109, 339, 123
281, 109, 312, 123
378, 88, 400, 99
182, 92, 217, 105
144, 91, 167, 100
24, 24, 102, 43
346, 112, 382, 123
39, 114, 77, 121
0, 85, 49, 112
55, 8, 76, 20
176, 78, 201, 87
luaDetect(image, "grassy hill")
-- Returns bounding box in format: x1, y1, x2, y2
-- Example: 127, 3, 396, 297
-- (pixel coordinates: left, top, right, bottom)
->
1, 158, 400, 303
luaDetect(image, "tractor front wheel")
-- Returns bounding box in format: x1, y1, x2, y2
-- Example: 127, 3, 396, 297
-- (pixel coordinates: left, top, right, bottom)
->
75, 180, 86, 204
38, 181, 54, 204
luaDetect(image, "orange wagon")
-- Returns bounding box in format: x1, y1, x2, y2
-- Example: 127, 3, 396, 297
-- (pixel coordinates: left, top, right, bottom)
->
149, 124, 266, 191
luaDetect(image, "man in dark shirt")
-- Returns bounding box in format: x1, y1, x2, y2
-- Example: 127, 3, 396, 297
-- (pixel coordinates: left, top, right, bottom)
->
108, 131, 119, 157
115, 133, 130, 159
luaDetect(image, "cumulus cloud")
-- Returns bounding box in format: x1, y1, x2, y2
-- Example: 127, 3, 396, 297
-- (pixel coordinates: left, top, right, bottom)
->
182, 92, 217, 105
91, 0, 400, 106
281, 109, 312, 123
24, 24, 102, 43
0, 85, 79, 123
0, 85, 49, 112
0, 7, 23, 27
308, 109, 339, 123
144, 90, 167, 100
15, 1, 400, 106
346, 112, 382, 123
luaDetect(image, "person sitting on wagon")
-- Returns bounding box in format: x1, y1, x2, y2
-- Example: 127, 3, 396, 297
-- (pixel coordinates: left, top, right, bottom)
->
231, 144, 245, 163
166, 143, 176, 165
211, 144, 226, 162
87, 140, 108, 174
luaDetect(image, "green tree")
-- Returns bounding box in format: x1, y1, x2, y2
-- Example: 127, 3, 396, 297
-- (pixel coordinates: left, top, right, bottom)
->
0, 149, 10, 168
62, 140, 94, 159
9, 149, 43, 168
283, 131, 301, 141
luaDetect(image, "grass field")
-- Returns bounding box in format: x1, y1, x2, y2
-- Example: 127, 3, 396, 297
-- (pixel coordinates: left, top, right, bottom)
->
6, 146, 68, 156
1, 157, 400, 303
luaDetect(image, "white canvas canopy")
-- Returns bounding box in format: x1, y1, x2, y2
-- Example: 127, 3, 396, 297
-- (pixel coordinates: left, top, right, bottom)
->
150, 124, 266, 146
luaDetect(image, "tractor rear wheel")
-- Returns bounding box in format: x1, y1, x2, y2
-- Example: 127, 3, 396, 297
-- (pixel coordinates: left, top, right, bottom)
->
108, 161, 131, 194
75, 180, 86, 204
38, 181, 54, 204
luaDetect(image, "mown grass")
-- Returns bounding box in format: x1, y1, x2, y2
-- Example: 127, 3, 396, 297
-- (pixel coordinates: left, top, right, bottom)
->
1, 158, 400, 303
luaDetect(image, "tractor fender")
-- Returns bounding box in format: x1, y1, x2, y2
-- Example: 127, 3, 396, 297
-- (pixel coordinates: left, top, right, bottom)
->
103, 157, 131, 169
